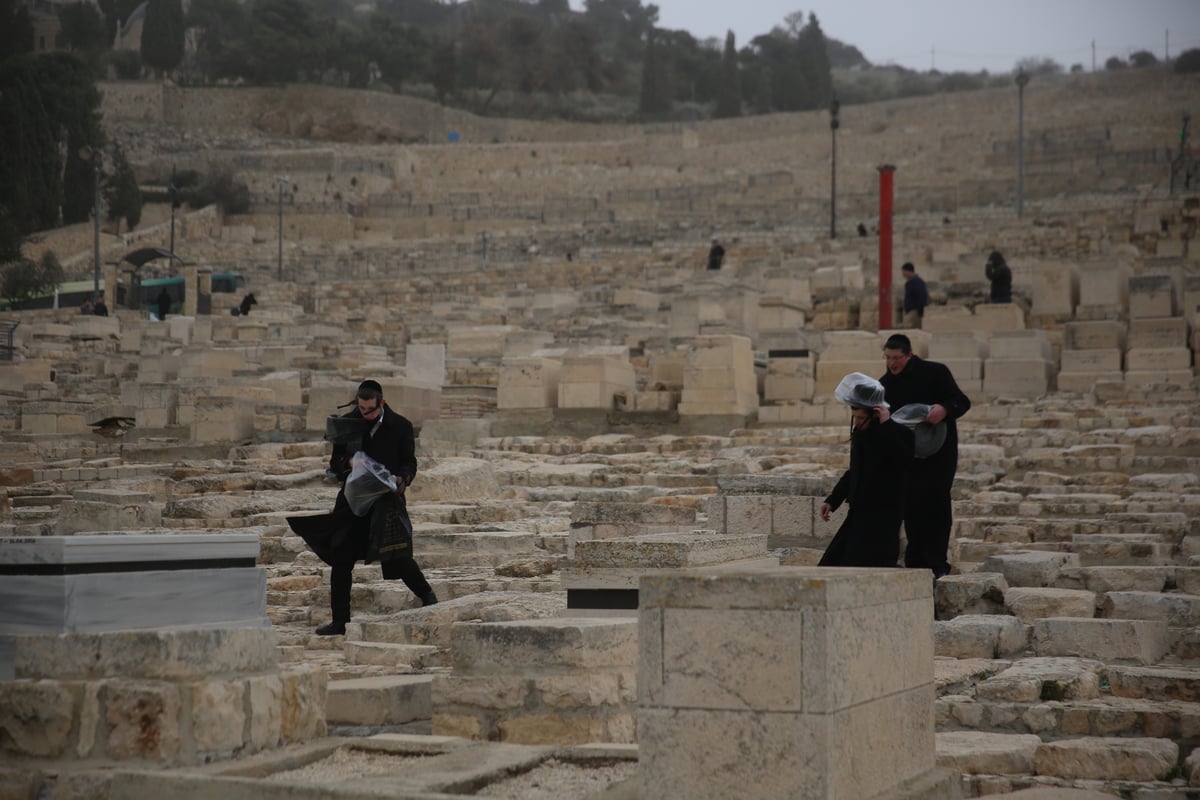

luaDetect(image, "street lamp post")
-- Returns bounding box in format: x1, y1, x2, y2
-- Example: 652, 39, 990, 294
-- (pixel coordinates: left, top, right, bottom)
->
168, 164, 178, 261
829, 97, 840, 239
276, 176, 289, 281
78, 146, 102, 297
1015, 70, 1030, 219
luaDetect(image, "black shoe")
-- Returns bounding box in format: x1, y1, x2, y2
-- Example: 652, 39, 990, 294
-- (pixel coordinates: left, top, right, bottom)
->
420, 591, 439, 607
315, 621, 346, 636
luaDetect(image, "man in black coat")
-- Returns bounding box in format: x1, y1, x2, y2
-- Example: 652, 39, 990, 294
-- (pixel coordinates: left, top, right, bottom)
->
879, 334, 971, 578
289, 380, 437, 636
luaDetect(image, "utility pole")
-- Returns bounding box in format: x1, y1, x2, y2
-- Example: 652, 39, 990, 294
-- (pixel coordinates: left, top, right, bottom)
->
829, 97, 840, 240
168, 164, 177, 260
79, 145, 102, 296
1015, 70, 1030, 219
276, 176, 289, 281
92, 158, 101, 296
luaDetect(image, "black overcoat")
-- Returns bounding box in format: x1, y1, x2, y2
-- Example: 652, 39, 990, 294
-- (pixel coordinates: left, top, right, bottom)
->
818, 418, 915, 567
287, 403, 418, 568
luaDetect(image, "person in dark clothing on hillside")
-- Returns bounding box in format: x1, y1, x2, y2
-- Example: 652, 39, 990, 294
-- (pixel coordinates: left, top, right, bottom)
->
818, 374, 915, 568
287, 380, 437, 636
707, 237, 725, 270
901, 262, 928, 328
92, 295, 108, 316
156, 288, 171, 320
239, 293, 257, 316
985, 250, 1012, 303
879, 334, 971, 579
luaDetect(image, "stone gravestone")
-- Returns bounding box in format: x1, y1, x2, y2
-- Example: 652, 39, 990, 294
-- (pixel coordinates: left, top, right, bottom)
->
0, 534, 325, 769
637, 567, 959, 800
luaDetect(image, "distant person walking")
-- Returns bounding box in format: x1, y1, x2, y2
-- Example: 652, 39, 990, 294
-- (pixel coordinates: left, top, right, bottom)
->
707, 237, 725, 270
901, 262, 928, 328
985, 250, 1012, 303
239, 293, 257, 316
92, 295, 108, 317
79, 295, 93, 315
155, 288, 171, 321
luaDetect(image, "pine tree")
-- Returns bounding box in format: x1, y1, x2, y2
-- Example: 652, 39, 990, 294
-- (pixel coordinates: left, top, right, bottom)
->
104, 145, 142, 234
714, 30, 741, 118
141, 0, 185, 77
638, 29, 670, 116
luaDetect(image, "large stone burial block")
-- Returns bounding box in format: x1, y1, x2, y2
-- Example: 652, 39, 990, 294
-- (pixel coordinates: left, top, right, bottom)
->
639, 567, 936, 800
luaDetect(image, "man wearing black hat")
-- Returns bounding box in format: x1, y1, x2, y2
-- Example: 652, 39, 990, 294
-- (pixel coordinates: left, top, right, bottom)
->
879, 334, 971, 579
290, 380, 437, 636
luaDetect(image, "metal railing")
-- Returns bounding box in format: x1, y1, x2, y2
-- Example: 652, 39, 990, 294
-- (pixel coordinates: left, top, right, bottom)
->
0, 319, 19, 361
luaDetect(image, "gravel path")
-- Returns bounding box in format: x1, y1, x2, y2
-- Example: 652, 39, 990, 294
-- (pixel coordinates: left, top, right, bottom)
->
475, 758, 637, 800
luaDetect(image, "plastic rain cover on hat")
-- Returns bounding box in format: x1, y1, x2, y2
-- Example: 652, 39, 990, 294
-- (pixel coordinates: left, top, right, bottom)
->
834, 372, 889, 409
891, 403, 948, 459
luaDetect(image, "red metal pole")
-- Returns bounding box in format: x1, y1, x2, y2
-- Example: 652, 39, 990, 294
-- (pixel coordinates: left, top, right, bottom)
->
878, 165, 896, 330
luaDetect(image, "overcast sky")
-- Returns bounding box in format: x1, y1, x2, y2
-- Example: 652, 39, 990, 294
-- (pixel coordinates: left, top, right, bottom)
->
572, 0, 1200, 74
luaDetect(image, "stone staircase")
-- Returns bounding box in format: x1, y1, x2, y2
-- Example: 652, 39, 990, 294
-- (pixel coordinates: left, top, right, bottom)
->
930, 400, 1200, 795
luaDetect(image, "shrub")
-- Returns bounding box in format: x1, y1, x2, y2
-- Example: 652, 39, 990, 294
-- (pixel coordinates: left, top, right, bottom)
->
1176, 48, 1200, 74
1, 251, 65, 308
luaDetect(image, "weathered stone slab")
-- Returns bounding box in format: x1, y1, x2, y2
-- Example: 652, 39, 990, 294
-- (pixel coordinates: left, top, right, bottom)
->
974, 657, 1104, 702
935, 573, 1008, 619
1003, 587, 1096, 623
434, 617, 636, 744
935, 615, 1029, 659
1102, 590, 1200, 628
978, 552, 1081, 588
0, 535, 265, 641
1032, 618, 1168, 665
1033, 736, 1177, 781
936, 730, 1041, 775
1107, 664, 1200, 702
326, 675, 432, 726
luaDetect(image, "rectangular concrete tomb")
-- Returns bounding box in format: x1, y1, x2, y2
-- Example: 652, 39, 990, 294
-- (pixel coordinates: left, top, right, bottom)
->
0, 534, 266, 637
562, 530, 773, 612
638, 567, 940, 800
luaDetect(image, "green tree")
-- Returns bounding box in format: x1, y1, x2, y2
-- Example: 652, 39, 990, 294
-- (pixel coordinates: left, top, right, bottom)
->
0, 207, 22, 265
1176, 48, 1200, 73
794, 12, 833, 110
431, 37, 457, 103
0, 53, 104, 236
1, 251, 65, 309
715, 30, 741, 117
186, 0, 252, 82
57, 2, 109, 55
638, 28, 671, 116
248, 0, 320, 84
104, 145, 142, 233
0, 0, 34, 59
141, 0, 186, 76
1130, 50, 1158, 68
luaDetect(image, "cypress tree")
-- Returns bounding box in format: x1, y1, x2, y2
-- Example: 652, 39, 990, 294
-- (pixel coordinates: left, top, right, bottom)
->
714, 30, 741, 118
141, 0, 185, 76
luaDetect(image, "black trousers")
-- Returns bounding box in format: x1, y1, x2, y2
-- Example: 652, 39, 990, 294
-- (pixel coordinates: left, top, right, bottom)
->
329, 552, 433, 623
902, 455, 956, 577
